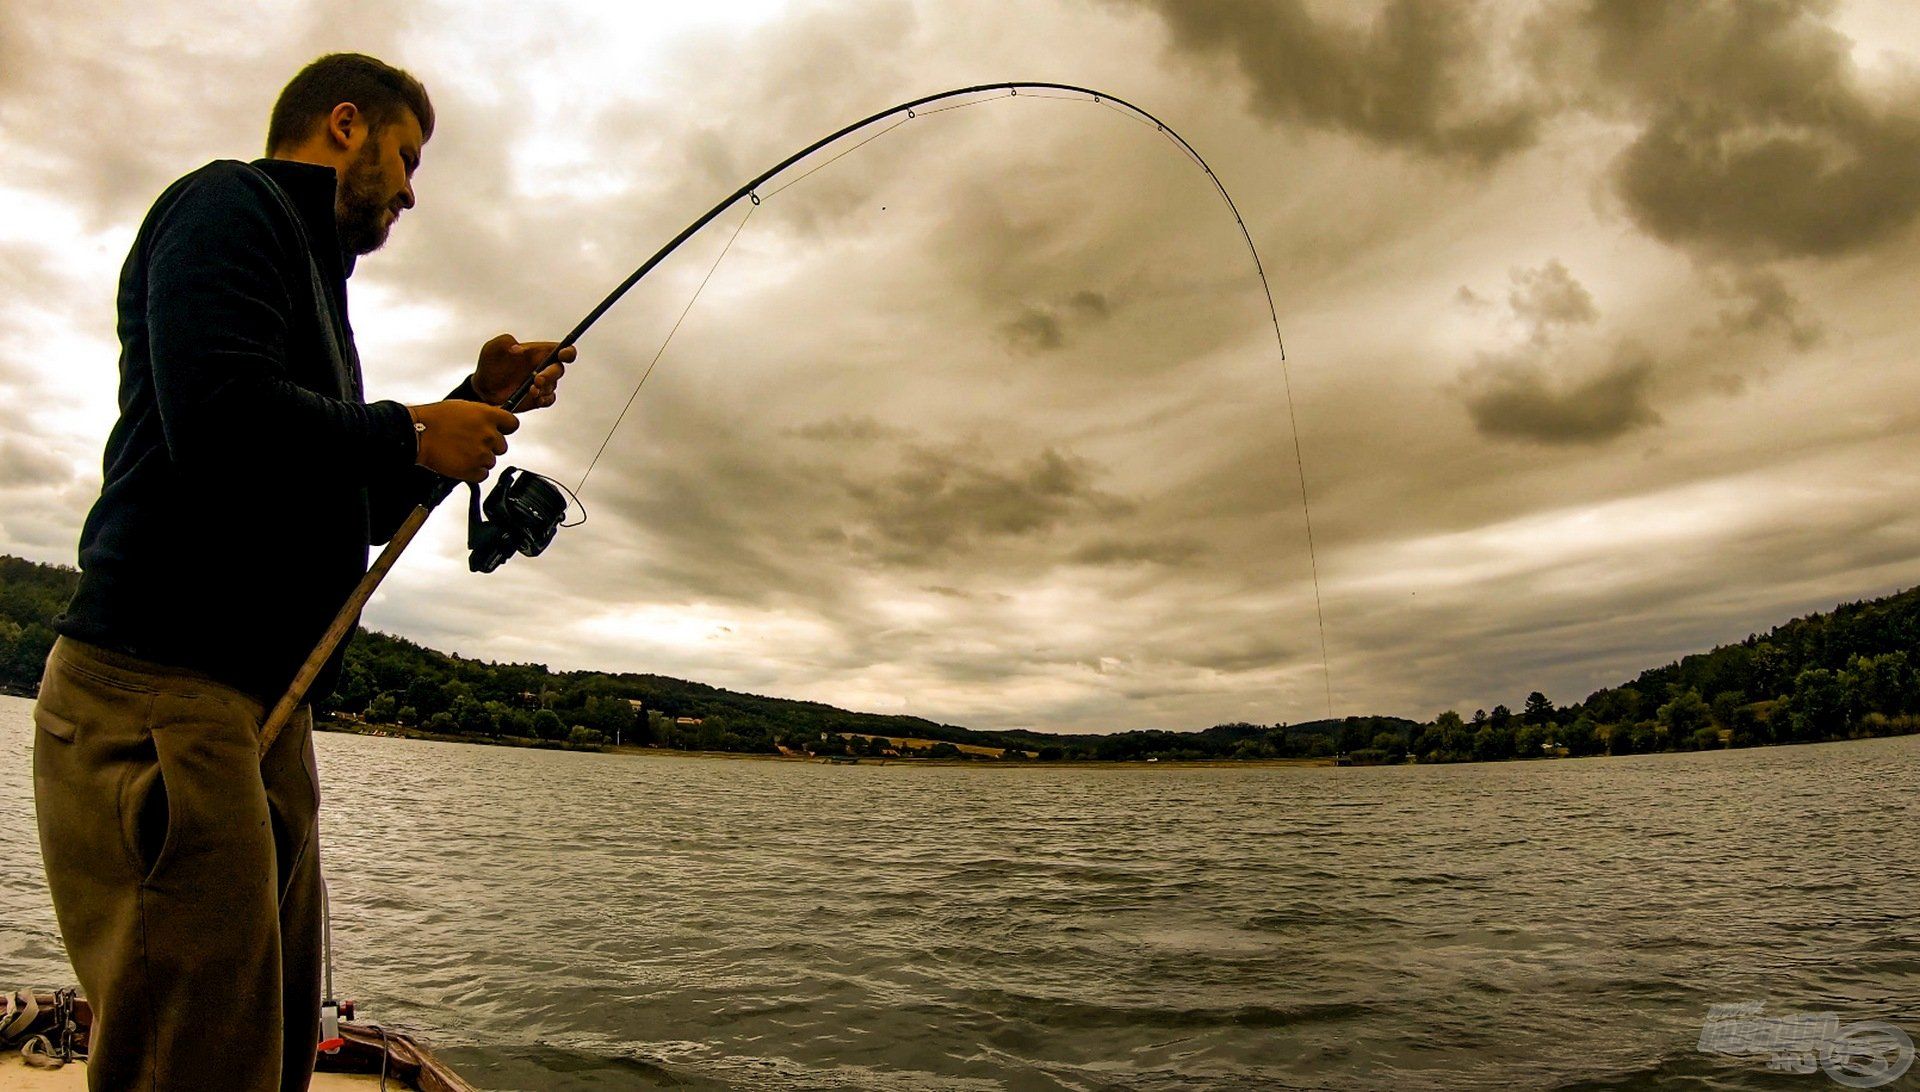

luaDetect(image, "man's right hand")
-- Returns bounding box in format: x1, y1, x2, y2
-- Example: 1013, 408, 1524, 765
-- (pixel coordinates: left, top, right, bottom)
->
409, 401, 519, 481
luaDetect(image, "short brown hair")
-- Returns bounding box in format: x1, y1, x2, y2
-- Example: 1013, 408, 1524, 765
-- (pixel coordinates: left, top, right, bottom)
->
266, 53, 434, 153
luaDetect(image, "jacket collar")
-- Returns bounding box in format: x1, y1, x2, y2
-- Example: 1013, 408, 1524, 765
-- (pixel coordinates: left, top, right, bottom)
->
250, 157, 355, 280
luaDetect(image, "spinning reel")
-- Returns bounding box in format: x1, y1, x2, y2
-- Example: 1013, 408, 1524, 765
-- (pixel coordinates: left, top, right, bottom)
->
466, 467, 580, 573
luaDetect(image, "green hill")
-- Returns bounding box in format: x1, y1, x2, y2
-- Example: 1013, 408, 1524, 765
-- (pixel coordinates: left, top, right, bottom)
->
3, 553, 1916, 762
0, 555, 76, 695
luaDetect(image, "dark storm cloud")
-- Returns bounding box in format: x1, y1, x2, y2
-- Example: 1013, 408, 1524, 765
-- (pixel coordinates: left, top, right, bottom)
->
999, 289, 1119, 353
1003, 306, 1066, 352
1711, 269, 1825, 349
1171, 630, 1304, 674
572, 411, 847, 610
787, 416, 901, 443
1611, 106, 1920, 263
1460, 344, 1661, 446
1508, 259, 1598, 343
1560, 0, 1920, 261
1453, 260, 1661, 445
1120, 0, 1920, 265
838, 442, 1134, 566
0, 429, 98, 559
1113, 0, 1546, 163
0, 438, 74, 488
1070, 537, 1206, 568
1328, 427, 1920, 721
1067, 290, 1111, 319
0, 490, 93, 555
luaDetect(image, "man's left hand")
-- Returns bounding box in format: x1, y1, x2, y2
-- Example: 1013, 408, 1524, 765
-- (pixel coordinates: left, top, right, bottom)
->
472, 333, 573, 409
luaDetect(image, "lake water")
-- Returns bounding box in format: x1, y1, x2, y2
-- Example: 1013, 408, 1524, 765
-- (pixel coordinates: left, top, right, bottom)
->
3, 694, 1917, 1089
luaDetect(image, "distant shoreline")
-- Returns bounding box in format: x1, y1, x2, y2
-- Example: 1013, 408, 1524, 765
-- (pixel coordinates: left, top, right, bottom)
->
0, 695, 1900, 768
315, 718, 1340, 768
311, 714, 1917, 767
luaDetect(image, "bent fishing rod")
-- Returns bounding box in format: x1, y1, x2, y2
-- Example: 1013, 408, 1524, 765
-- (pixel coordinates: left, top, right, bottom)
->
258, 81, 1330, 750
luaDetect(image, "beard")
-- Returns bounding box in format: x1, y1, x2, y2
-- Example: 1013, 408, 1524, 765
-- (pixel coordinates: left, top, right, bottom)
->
336, 140, 395, 256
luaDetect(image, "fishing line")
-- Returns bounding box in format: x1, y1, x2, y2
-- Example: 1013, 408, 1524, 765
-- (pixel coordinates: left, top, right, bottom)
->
761, 116, 912, 201
522, 83, 1331, 715
1012, 90, 1097, 102
1073, 95, 1327, 713
913, 91, 1013, 117
1085, 99, 1327, 714
574, 200, 758, 495
263, 82, 1339, 748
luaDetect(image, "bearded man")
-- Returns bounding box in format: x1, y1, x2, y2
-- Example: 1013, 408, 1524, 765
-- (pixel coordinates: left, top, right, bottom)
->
32, 53, 570, 1091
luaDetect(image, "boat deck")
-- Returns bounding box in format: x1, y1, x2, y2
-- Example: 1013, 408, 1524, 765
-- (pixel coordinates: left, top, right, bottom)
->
0, 1051, 400, 1088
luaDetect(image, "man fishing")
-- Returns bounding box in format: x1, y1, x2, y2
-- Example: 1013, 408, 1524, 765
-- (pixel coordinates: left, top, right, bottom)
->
31, 53, 571, 1091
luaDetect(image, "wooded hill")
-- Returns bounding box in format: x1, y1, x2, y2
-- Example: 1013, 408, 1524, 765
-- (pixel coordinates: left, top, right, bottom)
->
4, 553, 1917, 762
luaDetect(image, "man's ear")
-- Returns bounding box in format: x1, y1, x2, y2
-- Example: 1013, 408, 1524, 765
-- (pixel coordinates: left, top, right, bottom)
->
326, 103, 363, 151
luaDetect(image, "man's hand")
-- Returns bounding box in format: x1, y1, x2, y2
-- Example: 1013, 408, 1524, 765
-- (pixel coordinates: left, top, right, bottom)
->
409, 401, 518, 482
472, 333, 573, 409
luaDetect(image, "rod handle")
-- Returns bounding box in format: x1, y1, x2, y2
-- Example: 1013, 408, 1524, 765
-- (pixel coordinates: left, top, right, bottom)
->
259, 503, 433, 752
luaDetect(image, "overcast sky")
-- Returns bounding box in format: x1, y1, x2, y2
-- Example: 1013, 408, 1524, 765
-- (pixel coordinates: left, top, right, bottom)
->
7, 0, 1920, 732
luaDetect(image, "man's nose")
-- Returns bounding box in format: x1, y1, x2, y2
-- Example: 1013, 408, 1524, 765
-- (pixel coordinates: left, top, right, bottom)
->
398, 182, 415, 210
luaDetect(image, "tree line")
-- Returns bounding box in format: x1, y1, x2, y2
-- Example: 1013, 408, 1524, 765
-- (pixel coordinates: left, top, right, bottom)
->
4, 554, 1919, 762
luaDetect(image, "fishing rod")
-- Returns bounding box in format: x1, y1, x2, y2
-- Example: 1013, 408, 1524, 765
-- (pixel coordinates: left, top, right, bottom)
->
257, 81, 1330, 750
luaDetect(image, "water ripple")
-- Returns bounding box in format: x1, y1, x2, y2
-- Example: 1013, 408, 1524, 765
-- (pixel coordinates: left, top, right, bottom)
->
3, 700, 1916, 1090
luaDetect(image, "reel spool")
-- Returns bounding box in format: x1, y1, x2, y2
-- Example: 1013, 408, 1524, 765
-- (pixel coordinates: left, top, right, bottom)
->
467, 467, 572, 573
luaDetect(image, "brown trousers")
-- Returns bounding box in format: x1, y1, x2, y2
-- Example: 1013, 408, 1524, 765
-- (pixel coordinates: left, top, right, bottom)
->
31, 637, 322, 1092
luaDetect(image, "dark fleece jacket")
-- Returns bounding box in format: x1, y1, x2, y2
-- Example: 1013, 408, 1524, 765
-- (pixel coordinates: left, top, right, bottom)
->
58, 157, 466, 704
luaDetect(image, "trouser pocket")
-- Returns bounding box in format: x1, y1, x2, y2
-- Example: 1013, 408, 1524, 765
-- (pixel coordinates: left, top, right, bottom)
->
33, 641, 161, 905
32, 638, 291, 1091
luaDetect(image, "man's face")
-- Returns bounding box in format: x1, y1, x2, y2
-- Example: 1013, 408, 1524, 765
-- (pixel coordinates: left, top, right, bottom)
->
336, 108, 423, 256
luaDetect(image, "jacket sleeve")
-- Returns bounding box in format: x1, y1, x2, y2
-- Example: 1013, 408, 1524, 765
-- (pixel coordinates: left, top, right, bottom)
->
366, 376, 485, 545
144, 166, 417, 485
